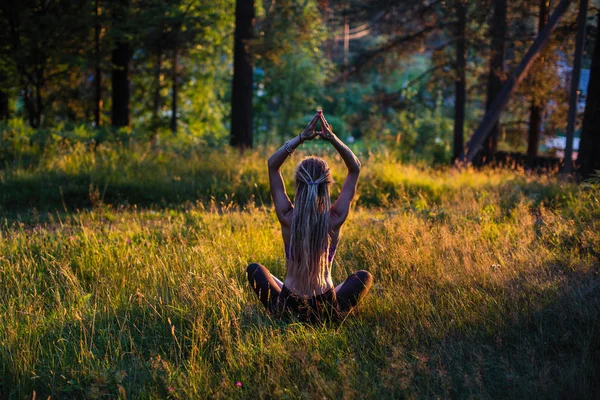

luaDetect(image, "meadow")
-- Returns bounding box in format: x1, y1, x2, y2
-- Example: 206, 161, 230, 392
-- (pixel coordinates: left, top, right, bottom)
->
1, 143, 599, 398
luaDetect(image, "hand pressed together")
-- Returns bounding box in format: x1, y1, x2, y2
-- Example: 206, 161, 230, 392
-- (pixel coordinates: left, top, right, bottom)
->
299, 113, 321, 142
318, 113, 335, 141
299, 111, 335, 142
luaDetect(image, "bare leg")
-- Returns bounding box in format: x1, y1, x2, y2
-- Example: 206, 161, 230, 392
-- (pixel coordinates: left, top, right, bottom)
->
335, 270, 373, 313
246, 263, 282, 310
271, 274, 284, 289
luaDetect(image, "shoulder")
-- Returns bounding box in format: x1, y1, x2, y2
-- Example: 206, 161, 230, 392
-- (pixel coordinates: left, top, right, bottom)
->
329, 207, 346, 231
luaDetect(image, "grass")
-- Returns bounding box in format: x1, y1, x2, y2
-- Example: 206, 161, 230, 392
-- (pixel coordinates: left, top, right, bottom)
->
1, 145, 599, 398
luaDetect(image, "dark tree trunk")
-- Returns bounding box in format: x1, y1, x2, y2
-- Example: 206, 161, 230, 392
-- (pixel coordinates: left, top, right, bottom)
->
453, 0, 466, 162
479, 0, 507, 164
151, 36, 163, 144
461, 0, 572, 163
111, 41, 131, 128
527, 103, 543, 162
23, 88, 35, 127
94, 0, 102, 127
527, 0, 549, 166
527, 102, 544, 164
0, 90, 7, 121
577, 11, 600, 179
563, 0, 588, 174
35, 81, 43, 127
230, 0, 255, 149
0, 72, 8, 121
170, 49, 178, 134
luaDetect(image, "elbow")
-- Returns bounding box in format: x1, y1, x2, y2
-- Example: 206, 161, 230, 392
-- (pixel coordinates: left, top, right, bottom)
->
351, 159, 361, 175
267, 157, 277, 171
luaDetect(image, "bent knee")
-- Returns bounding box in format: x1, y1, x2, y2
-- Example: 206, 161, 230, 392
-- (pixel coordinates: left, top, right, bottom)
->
355, 270, 373, 286
246, 263, 261, 276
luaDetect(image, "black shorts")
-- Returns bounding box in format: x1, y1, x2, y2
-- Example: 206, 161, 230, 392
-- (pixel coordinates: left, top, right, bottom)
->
246, 263, 373, 323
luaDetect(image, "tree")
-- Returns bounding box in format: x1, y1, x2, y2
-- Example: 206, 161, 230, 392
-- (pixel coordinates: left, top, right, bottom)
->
111, 0, 132, 128
0, 70, 9, 121
526, 0, 549, 166
563, 0, 588, 173
0, 0, 90, 127
230, 0, 255, 149
479, 0, 507, 164
460, 0, 573, 163
453, 0, 467, 161
95, 0, 103, 127
577, 10, 600, 179
252, 0, 330, 142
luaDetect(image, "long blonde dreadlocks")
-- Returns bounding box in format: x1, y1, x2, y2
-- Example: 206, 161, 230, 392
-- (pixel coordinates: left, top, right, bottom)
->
287, 156, 333, 295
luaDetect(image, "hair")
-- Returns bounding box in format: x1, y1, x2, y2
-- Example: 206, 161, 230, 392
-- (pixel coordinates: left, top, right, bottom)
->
287, 156, 334, 295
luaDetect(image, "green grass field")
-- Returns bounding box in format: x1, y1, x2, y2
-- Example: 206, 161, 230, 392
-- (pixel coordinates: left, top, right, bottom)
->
1, 146, 599, 398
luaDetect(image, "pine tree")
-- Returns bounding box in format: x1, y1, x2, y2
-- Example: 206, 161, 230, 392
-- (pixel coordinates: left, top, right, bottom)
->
453, 0, 467, 162
230, 0, 255, 149
111, 0, 132, 128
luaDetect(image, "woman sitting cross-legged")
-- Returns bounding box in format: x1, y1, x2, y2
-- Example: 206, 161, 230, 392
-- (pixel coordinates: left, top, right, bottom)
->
246, 111, 373, 323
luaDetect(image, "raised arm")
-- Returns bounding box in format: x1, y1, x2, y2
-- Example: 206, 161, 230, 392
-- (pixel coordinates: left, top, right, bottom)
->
268, 113, 320, 226
320, 114, 361, 229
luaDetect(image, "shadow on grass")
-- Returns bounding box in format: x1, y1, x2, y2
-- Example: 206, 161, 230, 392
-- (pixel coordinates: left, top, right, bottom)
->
354, 266, 600, 399
0, 170, 579, 221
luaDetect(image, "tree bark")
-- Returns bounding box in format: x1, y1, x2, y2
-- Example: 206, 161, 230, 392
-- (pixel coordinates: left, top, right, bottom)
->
577, 11, 600, 179
23, 88, 35, 127
35, 81, 43, 127
461, 0, 572, 163
151, 35, 163, 144
0, 72, 8, 121
527, 0, 549, 166
230, 0, 255, 149
170, 48, 178, 135
0, 90, 7, 121
563, 0, 588, 174
479, 0, 507, 164
527, 102, 543, 163
453, 0, 466, 162
111, 41, 131, 128
95, 0, 102, 127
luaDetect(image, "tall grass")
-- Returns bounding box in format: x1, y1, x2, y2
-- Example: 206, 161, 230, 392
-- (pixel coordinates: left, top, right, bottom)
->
0, 140, 580, 215
1, 146, 599, 398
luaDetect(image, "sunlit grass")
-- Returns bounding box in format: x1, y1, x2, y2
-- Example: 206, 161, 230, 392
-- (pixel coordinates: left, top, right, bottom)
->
0, 143, 580, 214
1, 147, 599, 398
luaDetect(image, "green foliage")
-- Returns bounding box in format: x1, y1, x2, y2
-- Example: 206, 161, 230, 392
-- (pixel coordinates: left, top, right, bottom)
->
253, 0, 332, 143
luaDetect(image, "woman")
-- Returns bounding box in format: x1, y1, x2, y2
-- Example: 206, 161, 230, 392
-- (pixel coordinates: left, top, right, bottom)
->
246, 111, 373, 323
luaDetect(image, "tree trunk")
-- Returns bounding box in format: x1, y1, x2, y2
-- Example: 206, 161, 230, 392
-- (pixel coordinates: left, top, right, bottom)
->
577, 11, 600, 179
95, 0, 102, 127
111, 41, 131, 128
461, 0, 572, 163
151, 36, 163, 144
0, 72, 8, 121
230, 0, 255, 149
526, 0, 549, 166
170, 48, 178, 135
453, 0, 467, 162
563, 0, 588, 174
23, 88, 35, 127
34, 79, 43, 128
0, 90, 7, 121
479, 0, 507, 165
527, 103, 543, 163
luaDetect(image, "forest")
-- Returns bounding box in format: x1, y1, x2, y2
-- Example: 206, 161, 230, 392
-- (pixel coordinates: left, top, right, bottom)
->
0, 0, 598, 174
1, 0, 600, 398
